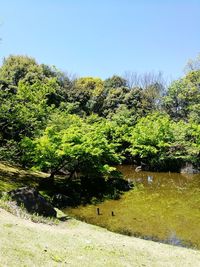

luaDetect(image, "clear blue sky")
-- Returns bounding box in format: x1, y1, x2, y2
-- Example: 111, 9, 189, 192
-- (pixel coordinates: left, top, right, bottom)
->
0, 0, 200, 80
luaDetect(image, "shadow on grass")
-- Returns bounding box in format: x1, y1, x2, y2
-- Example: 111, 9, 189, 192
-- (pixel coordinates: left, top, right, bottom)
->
0, 162, 48, 192
0, 162, 131, 209
58, 215, 70, 222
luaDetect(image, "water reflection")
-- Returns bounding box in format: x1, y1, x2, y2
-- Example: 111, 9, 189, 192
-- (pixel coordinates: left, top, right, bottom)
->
147, 175, 153, 184
117, 165, 200, 189
65, 165, 200, 249
167, 232, 184, 247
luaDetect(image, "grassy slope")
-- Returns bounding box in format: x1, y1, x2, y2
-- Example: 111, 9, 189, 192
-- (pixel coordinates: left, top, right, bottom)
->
1, 162, 200, 266
0, 208, 200, 267
0, 162, 48, 192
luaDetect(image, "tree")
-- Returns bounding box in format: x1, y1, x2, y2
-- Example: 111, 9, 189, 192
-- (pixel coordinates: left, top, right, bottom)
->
184, 53, 200, 72
0, 55, 42, 86
102, 86, 129, 117
21, 113, 121, 180
163, 70, 200, 122
124, 71, 165, 111
0, 55, 75, 107
127, 113, 199, 171
66, 77, 104, 114
0, 75, 59, 163
123, 71, 165, 89
104, 75, 127, 89
41, 64, 74, 107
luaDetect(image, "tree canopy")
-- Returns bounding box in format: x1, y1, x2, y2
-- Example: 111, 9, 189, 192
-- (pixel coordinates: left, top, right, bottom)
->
0, 54, 199, 177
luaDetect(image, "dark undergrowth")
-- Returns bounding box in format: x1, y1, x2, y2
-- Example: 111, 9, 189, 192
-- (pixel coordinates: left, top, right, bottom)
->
0, 162, 131, 209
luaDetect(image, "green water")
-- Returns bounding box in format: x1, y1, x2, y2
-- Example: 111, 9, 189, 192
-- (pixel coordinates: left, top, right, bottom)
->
64, 165, 200, 249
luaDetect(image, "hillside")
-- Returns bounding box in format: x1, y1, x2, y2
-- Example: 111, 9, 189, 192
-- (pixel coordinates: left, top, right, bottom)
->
0, 208, 200, 267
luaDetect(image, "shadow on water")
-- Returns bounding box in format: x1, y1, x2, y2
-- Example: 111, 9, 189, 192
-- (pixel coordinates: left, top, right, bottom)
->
64, 165, 200, 250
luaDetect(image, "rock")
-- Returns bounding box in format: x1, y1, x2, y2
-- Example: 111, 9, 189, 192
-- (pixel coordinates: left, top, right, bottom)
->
8, 187, 56, 217
180, 163, 199, 174
52, 193, 74, 208
108, 178, 133, 191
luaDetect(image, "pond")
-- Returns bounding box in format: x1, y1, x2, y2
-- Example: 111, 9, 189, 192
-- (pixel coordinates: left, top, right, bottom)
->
64, 165, 200, 249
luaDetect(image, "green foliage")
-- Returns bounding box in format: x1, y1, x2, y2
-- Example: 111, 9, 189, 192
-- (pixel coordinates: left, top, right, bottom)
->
127, 113, 200, 170
0, 53, 199, 173
75, 77, 104, 97
22, 113, 121, 179
163, 70, 200, 122
66, 77, 104, 114
0, 55, 42, 86
0, 78, 57, 142
104, 75, 127, 88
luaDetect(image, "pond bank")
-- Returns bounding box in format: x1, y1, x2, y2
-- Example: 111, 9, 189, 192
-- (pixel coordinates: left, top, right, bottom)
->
0, 208, 200, 267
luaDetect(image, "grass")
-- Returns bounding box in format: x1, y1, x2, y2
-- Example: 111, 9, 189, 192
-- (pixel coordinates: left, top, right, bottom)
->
0, 207, 200, 267
0, 195, 60, 225
0, 161, 48, 192
0, 162, 68, 225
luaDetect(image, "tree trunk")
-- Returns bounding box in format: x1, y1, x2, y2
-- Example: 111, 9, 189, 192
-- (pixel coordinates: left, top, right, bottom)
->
49, 171, 55, 180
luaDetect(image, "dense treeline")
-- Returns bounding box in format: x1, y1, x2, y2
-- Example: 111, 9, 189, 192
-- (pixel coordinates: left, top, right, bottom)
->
0, 55, 200, 182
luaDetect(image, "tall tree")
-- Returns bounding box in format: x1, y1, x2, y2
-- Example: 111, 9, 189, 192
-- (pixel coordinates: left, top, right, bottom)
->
163, 70, 200, 122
